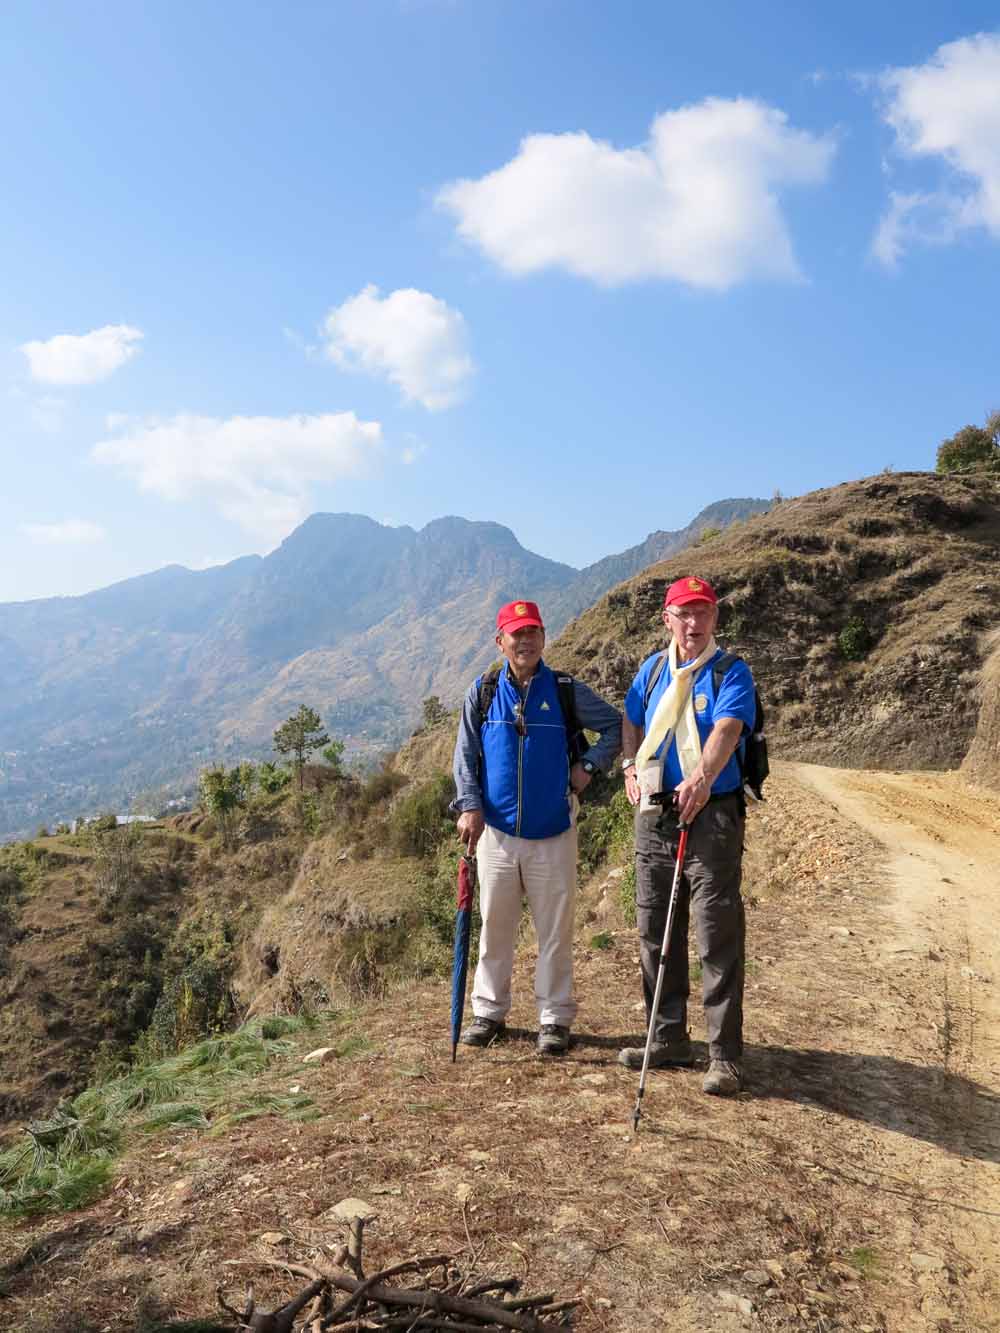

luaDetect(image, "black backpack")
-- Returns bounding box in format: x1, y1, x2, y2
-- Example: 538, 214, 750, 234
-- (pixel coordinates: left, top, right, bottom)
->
478, 666, 589, 766
642, 650, 769, 801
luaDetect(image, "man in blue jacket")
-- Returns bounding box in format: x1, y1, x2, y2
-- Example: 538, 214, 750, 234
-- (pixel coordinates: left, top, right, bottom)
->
452, 599, 622, 1057
619, 576, 755, 1095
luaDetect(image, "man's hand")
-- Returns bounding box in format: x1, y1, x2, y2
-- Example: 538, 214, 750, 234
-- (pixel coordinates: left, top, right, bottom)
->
674, 718, 744, 823
457, 809, 485, 853
674, 771, 710, 825
569, 763, 593, 796
624, 767, 641, 807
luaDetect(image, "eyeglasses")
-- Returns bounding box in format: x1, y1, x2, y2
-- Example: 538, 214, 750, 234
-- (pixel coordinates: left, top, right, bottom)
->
666, 605, 716, 623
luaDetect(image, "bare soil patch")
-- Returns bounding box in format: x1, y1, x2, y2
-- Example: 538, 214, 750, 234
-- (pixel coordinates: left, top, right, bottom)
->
1, 763, 998, 1332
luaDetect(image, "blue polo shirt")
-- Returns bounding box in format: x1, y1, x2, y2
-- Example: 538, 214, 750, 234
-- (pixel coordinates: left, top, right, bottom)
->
624, 649, 755, 795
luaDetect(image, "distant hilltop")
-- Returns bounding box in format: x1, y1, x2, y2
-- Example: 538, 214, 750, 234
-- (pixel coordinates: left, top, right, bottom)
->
552, 471, 1000, 775
0, 498, 768, 839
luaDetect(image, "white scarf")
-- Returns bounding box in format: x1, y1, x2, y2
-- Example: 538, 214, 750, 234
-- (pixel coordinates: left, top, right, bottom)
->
635, 636, 718, 778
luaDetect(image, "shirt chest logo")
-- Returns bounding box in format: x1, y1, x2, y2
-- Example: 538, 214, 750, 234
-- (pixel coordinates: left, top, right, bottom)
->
694, 693, 709, 714
540, 700, 551, 710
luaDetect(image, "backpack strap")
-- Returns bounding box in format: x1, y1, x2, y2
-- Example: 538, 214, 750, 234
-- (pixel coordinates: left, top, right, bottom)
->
642, 650, 671, 710
553, 673, 580, 740
711, 651, 747, 786
711, 650, 740, 693
477, 664, 503, 720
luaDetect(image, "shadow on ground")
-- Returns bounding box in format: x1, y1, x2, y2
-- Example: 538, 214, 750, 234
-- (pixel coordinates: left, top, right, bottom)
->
480, 1028, 1000, 1167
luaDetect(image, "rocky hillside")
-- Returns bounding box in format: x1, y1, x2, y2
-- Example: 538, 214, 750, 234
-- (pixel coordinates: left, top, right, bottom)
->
0, 500, 765, 840
552, 471, 1000, 772
962, 627, 1000, 790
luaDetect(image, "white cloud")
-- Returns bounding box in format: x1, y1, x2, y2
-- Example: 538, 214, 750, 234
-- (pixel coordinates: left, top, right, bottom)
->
320, 285, 474, 410
876, 33, 1000, 263
93, 411, 382, 545
436, 98, 836, 290
870, 189, 961, 268
21, 519, 107, 545
20, 324, 144, 385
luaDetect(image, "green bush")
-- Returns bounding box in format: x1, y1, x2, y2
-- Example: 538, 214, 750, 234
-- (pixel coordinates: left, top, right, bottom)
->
837, 615, 873, 661
333, 767, 409, 852
414, 844, 482, 975
139, 913, 238, 1059
292, 792, 320, 836
257, 761, 292, 794
199, 765, 250, 848
391, 773, 456, 857
577, 786, 634, 877
936, 419, 1000, 474
89, 819, 147, 907
87, 906, 169, 1056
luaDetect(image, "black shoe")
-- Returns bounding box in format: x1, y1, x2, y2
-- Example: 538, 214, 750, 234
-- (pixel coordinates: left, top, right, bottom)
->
537, 1024, 570, 1057
460, 1017, 506, 1048
618, 1036, 694, 1071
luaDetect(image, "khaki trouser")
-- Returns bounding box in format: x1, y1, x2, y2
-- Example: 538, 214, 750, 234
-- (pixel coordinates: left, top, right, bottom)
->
471, 821, 578, 1028
635, 794, 745, 1061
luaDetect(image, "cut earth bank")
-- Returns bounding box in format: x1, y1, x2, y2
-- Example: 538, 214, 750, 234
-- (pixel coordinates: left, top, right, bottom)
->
1, 761, 997, 1332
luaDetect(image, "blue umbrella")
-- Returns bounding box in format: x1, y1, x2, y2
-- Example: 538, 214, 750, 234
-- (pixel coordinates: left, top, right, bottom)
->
450, 853, 477, 1061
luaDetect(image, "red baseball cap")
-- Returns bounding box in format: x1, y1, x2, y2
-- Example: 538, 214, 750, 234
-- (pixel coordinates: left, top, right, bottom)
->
664, 576, 718, 608
496, 600, 545, 633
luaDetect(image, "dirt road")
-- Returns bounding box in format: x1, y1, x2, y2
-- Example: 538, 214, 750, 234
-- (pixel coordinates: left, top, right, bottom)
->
784, 764, 1000, 1331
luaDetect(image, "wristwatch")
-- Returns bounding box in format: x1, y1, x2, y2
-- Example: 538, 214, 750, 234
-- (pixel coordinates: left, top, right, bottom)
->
581, 758, 598, 775
621, 757, 636, 771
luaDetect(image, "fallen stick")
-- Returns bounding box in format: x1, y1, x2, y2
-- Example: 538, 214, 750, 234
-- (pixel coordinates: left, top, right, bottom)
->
375, 1319, 508, 1331
499, 1294, 554, 1312
320, 1277, 549, 1332
461, 1278, 520, 1300
324, 1255, 449, 1326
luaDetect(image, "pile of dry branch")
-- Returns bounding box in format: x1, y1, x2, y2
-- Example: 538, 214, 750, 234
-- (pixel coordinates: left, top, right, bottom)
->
215, 1199, 577, 1332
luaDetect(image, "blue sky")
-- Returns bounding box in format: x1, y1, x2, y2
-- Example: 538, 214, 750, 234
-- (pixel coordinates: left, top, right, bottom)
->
3, 1, 999, 602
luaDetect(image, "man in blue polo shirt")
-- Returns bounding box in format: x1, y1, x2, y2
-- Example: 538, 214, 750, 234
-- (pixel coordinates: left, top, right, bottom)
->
618, 576, 755, 1095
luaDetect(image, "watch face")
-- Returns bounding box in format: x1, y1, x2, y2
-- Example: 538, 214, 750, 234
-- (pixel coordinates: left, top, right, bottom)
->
582, 760, 596, 774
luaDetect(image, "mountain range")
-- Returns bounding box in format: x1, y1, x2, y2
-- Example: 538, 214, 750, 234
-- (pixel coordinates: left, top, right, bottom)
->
0, 497, 768, 838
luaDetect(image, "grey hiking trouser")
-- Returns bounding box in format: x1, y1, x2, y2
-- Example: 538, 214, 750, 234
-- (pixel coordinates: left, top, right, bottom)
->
634, 794, 745, 1061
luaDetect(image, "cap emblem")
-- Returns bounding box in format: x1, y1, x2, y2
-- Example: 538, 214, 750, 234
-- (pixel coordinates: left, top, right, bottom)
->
514, 602, 527, 616
688, 578, 703, 591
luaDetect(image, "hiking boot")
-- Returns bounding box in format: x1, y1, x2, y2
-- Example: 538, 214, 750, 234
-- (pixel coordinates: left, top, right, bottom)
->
618, 1035, 694, 1071
702, 1059, 743, 1096
537, 1024, 570, 1057
460, 1017, 506, 1048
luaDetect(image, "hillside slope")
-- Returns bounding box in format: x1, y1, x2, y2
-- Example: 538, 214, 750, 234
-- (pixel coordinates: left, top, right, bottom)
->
553, 471, 1000, 771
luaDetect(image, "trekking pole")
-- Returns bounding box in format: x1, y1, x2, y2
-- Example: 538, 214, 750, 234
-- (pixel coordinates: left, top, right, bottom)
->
630, 820, 690, 1133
